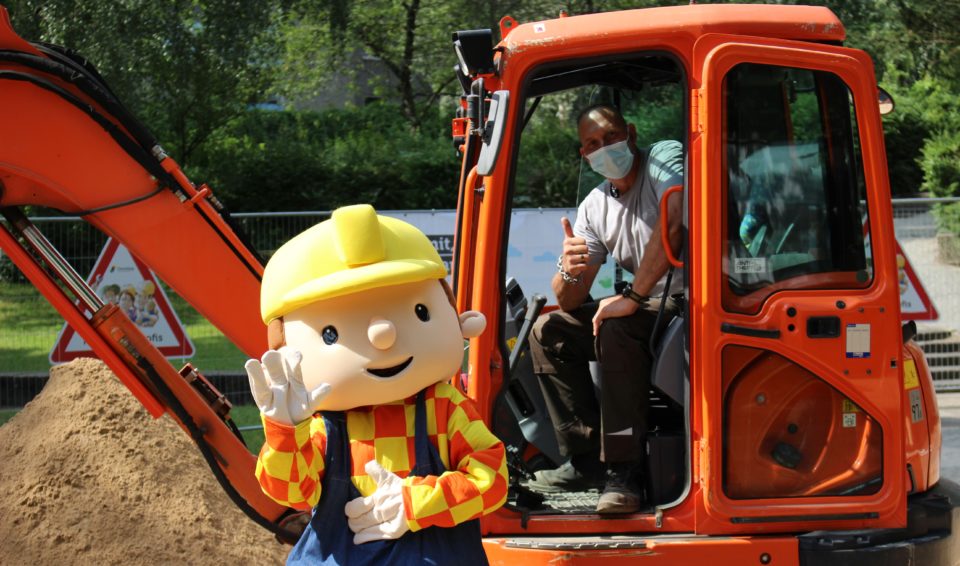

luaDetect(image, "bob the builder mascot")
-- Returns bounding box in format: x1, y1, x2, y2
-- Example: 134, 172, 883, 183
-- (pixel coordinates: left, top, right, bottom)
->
247, 204, 507, 565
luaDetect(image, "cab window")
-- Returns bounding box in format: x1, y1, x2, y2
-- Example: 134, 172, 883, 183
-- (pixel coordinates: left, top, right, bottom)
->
509, 54, 685, 299
723, 63, 872, 315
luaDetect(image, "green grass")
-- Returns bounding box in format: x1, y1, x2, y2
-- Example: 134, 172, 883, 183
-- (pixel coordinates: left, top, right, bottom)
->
0, 281, 248, 373
232, 404, 265, 454
0, 408, 18, 426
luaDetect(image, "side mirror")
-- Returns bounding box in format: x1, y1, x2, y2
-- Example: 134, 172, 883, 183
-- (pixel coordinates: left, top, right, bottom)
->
477, 90, 509, 176
452, 29, 495, 77
878, 87, 895, 115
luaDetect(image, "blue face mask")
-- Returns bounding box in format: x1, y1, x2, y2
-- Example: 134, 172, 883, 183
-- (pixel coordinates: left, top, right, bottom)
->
585, 139, 635, 180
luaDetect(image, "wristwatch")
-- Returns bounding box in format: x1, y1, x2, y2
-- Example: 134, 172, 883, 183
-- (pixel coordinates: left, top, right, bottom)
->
621, 283, 648, 305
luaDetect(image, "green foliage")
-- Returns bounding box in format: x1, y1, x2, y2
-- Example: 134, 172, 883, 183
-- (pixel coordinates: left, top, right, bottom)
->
922, 131, 960, 199
188, 104, 461, 212
921, 130, 960, 237
5, 0, 282, 164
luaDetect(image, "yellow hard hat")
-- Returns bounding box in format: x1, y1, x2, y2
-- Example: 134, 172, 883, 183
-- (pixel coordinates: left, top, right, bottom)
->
260, 204, 447, 323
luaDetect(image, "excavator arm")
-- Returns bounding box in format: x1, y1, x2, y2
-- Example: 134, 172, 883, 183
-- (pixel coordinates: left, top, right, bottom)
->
0, 7, 300, 541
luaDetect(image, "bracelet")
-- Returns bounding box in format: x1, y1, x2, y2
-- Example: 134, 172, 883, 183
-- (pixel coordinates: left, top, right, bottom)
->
556, 255, 582, 284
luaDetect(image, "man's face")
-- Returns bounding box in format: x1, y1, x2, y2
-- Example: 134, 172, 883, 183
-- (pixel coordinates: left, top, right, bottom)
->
578, 109, 632, 158
282, 279, 469, 410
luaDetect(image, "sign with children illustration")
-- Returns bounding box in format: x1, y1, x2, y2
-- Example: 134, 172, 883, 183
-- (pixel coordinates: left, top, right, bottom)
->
49, 239, 195, 363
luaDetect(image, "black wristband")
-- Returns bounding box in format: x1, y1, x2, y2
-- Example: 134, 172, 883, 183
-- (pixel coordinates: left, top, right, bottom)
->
621, 284, 648, 305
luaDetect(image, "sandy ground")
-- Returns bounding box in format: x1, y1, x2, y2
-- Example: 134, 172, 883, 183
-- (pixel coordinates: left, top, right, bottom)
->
0, 358, 289, 565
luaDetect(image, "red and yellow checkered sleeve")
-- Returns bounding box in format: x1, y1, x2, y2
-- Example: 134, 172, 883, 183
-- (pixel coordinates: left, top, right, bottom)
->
255, 414, 327, 511
401, 384, 508, 531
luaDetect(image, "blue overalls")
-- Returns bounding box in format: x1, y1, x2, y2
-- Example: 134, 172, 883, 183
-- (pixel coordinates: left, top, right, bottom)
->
286, 389, 489, 565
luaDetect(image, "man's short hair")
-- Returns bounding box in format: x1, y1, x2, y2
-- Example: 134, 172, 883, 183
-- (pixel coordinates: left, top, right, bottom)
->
576, 104, 627, 130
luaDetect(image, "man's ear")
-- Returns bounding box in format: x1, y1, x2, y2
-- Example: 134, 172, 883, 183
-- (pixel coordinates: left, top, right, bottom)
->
459, 311, 486, 338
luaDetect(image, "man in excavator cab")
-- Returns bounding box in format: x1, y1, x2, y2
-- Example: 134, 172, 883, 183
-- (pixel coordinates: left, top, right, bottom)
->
526, 104, 684, 515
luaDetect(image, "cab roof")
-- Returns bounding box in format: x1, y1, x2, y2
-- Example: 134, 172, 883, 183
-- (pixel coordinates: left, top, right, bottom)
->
501, 4, 845, 53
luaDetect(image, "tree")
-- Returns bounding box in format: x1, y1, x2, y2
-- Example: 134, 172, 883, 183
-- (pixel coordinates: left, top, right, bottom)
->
4, 0, 281, 165
277, 0, 674, 130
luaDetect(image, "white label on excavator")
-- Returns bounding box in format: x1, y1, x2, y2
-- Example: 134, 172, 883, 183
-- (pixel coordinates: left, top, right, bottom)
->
733, 257, 765, 273
909, 389, 924, 423
845, 323, 871, 359
842, 413, 857, 428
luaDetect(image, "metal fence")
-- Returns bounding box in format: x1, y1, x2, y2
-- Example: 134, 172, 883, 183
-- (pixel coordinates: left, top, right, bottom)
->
0, 199, 958, 403
892, 198, 960, 390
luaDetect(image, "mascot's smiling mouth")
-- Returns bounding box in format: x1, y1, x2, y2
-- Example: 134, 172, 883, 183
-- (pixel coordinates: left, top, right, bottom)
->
366, 357, 413, 378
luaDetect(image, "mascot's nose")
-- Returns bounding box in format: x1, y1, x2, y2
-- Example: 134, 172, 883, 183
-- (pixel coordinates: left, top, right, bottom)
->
368, 318, 397, 350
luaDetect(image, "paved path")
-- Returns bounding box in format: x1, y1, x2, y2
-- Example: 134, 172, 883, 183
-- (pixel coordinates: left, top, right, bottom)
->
939, 392, 960, 483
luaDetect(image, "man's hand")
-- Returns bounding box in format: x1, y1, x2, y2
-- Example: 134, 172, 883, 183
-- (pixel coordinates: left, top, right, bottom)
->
344, 460, 411, 544
245, 347, 330, 425
592, 295, 640, 336
560, 217, 590, 278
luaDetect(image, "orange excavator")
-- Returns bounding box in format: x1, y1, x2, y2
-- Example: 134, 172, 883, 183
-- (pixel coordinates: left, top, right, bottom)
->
0, 4, 957, 564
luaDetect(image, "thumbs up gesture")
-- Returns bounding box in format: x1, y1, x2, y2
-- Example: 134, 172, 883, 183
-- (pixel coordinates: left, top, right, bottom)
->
560, 216, 589, 278
344, 460, 411, 544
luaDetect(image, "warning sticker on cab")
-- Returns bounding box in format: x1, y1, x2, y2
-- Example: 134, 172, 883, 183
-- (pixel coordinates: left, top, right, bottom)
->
903, 358, 920, 390
842, 399, 861, 413
846, 323, 871, 359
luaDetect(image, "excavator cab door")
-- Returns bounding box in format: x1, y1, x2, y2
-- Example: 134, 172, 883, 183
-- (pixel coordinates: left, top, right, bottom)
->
692, 35, 906, 533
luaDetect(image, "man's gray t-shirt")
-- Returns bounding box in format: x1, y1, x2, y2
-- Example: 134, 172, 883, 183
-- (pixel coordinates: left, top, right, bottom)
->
574, 140, 684, 297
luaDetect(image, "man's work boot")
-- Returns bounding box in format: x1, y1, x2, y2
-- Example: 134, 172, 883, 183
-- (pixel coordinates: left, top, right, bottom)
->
526, 458, 604, 493
596, 462, 642, 514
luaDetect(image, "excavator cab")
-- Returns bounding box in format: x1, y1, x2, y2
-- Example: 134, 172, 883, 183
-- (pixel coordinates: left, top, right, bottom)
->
450, 7, 922, 552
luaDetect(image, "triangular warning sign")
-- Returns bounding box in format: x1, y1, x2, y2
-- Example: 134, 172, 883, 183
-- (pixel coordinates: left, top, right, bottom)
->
896, 240, 938, 321
49, 238, 196, 363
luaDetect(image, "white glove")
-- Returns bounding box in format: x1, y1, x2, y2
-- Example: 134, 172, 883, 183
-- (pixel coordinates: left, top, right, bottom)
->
245, 347, 330, 426
344, 460, 411, 544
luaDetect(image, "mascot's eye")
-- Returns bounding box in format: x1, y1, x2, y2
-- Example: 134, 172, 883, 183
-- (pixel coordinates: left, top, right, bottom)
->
415, 303, 430, 322
321, 325, 339, 345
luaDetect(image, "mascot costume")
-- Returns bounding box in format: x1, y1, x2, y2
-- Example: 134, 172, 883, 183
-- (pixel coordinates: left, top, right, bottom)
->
247, 204, 507, 565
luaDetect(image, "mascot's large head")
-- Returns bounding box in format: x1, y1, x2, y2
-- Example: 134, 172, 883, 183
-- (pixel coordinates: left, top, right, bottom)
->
259, 204, 485, 410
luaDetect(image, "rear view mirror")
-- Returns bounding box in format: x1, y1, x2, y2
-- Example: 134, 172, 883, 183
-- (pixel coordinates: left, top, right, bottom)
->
878, 87, 895, 115
477, 90, 509, 176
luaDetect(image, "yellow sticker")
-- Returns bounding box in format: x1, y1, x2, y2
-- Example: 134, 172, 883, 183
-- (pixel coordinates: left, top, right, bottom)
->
903, 358, 920, 390
506, 337, 517, 351
842, 399, 861, 413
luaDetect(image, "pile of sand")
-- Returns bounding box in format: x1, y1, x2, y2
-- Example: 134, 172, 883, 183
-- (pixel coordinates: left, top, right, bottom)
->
0, 358, 290, 565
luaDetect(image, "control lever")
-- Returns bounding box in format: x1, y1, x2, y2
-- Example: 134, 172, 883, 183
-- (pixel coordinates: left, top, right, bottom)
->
508, 294, 547, 375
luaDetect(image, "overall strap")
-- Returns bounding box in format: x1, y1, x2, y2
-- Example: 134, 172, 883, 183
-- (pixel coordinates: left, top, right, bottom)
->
411, 388, 442, 476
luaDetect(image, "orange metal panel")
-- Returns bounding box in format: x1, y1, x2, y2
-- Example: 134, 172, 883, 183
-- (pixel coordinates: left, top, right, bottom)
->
483, 535, 799, 566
